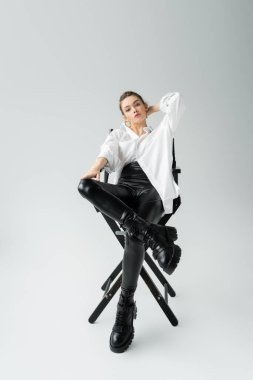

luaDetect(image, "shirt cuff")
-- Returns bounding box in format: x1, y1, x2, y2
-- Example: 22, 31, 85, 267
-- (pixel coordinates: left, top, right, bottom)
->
159, 92, 179, 114
96, 150, 114, 173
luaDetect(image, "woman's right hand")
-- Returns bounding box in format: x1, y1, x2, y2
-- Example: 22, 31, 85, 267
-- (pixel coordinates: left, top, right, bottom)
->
80, 158, 108, 181
80, 166, 101, 181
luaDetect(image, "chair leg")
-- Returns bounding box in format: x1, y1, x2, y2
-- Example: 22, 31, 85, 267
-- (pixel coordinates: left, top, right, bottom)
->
101, 261, 122, 291
89, 264, 178, 326
140, 266, 178, 326
144, 252, 176, 297
88, 212, 179, 326
89, 275, 122, 324
100, 214, 177, 296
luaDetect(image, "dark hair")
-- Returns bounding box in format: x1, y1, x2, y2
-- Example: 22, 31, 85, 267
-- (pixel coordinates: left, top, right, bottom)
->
119, 91, 147, 115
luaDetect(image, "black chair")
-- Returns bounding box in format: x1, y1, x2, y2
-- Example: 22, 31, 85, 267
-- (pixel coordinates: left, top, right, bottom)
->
88, 128, 182, 326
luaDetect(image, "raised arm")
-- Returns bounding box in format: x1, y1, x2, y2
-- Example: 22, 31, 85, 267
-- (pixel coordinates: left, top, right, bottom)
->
147, 92, 186, 134
146, 102, 160, 117
159, 92, 186, 134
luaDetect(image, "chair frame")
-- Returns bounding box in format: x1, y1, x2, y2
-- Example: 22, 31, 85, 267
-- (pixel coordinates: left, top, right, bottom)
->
88, 129, 181, 326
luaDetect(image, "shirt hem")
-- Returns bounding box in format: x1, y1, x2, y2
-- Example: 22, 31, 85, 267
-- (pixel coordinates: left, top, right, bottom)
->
136, 158, 179, 216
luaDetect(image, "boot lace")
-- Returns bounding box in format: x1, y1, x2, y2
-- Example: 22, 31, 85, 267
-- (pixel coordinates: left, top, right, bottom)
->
144, 226, 159, 251
114, 303, 135, 333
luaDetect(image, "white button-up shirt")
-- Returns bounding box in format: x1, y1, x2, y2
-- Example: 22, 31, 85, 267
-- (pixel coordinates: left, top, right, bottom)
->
96, 92, 186, 217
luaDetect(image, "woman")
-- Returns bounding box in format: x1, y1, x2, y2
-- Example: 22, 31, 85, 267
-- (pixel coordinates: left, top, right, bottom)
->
77, 90, 185, 353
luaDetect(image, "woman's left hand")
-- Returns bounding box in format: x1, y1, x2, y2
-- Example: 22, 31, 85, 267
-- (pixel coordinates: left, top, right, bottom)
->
146, 103, 160, 117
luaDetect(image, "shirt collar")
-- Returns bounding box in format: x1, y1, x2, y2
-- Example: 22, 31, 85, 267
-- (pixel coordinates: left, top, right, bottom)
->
119, 122, 153, 134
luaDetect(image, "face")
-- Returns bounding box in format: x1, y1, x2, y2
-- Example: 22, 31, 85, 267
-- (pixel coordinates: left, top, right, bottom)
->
121, 95, 148, 126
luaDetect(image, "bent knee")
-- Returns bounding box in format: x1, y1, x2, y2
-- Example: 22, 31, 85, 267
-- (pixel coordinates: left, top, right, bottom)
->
77, 178, 96, 197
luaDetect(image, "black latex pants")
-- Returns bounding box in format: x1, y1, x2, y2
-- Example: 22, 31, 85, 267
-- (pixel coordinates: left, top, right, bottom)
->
77, 161, 164, 290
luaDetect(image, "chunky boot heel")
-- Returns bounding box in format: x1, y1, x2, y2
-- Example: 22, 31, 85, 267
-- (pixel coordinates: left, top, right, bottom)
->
160, 244, 182, 275
134, 305, 137, 319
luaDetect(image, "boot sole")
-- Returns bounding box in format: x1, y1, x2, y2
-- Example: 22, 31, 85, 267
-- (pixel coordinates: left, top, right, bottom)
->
152, 227, 181, 274
163, 244, 181, 275
109, 306, 137, 353
110, 330, 135, 353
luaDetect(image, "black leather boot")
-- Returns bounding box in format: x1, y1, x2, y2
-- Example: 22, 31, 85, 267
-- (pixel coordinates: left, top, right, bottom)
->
109, 287, 137, 353
119, 210, 181, 275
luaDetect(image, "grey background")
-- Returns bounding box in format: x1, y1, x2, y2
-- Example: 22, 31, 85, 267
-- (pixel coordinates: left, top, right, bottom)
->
0, 0, 252, 379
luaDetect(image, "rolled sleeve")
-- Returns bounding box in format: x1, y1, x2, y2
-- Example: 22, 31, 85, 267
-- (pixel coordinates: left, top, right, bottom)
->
96, 130, 120, 173
159, 92, 186, 134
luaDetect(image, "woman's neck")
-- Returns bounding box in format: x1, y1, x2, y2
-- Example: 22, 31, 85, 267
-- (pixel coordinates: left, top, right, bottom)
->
130, 121, 148, 135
